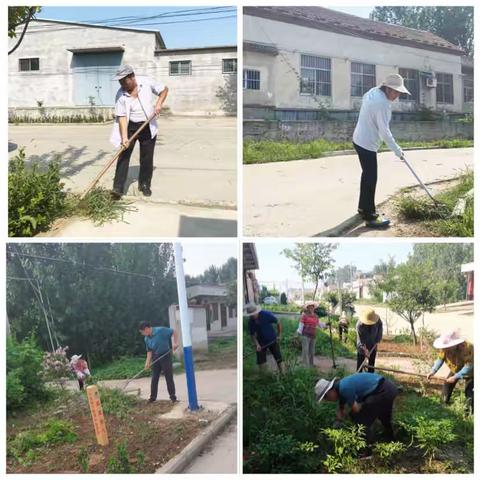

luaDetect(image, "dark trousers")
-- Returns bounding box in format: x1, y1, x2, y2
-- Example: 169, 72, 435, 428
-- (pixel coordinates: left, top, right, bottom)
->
350, 378, 398, 444
256, 341, 283, 366
353, 142, 378, 220
338, 324, 348, 343
357, 349, 377, 373
150, 352, 176, 401
78, 379, 84, 391
442, 376, 474, 413
113, 121, 156, 193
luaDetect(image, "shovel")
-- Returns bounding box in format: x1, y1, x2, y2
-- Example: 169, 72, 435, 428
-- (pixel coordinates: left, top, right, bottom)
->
80, 113, 156, 201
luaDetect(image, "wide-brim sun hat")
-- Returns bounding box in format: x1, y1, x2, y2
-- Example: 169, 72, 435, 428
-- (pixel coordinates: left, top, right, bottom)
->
303, 301, 318, 309
433, 331, 465, 349
71, 354, 82, 362
380, 73, 411, 95
244, 302, 261, 316
361, 308, 380, 326
314, 377, 337, 402
114, 64, 135, 81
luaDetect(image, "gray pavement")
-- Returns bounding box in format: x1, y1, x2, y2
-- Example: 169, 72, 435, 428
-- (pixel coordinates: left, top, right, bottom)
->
243, 148, 473, 237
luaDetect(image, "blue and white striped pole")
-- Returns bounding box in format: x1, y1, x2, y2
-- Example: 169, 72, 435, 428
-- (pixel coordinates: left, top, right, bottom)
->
173, 243, 199, 411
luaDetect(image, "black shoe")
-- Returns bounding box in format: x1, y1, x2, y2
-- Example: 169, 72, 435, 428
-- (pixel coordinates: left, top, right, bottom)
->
139, 184, 152, 197
111, 190, 122, 200
148, 398, 156, 403
171, 397, 178, 403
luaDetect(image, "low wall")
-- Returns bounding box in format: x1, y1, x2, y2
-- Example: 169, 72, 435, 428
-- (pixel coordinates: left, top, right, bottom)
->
243, 119, 473, 142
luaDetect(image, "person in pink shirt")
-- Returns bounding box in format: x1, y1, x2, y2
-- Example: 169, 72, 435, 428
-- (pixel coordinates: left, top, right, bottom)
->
298, 301, 326, 367
70, 354, 91, 391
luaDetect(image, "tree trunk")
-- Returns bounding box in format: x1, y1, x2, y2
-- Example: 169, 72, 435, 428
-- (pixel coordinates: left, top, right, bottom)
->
410, 319, 418, 345
313, 280, 318, 301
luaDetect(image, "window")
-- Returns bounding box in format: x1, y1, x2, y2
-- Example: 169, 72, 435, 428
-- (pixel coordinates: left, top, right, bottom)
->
169, 60, 192, 76
464, 75, 473, 103
222, 58, 237, 74
351, 62, 376, 97
300, 54, 331, 96
436, 73, 454, 104
399, 68, 419, 102
19, 57, 39, 71
243, 69, 260, 90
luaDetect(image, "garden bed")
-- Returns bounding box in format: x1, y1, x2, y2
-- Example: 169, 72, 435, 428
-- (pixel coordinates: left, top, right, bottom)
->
7, 388, 217, 473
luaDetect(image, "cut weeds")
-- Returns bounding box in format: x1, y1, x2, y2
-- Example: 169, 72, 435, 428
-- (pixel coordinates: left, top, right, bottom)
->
7, 387, 216, 473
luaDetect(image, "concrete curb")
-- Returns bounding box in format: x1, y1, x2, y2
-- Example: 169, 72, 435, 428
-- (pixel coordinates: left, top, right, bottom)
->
157, 403, 237, 473
121, 195, 237, 211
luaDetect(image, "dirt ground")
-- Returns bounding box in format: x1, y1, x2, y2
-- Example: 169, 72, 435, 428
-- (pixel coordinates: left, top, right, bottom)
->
7, 394, 217, 474
345, 178, 462, 237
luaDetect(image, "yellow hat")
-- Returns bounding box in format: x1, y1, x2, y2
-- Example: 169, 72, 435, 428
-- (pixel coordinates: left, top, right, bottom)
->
361, 308, 380, 326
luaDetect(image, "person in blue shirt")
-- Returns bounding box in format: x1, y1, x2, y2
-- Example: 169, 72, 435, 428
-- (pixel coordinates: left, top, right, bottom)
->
315, 372, 398, 447
245, 302, 285, 372
138, 321, 179, 403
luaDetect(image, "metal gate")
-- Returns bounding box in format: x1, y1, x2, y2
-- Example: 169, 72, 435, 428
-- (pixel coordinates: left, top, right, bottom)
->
72, 51, 123, 106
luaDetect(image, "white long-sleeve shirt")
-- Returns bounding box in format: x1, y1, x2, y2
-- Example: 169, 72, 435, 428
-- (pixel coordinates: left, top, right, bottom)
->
352, 87, 403, 158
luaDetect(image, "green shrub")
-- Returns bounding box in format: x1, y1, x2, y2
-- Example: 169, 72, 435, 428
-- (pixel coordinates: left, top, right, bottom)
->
106, 441, 143, 473
98, 387, 137, 419
373, 441, 406, 467
7, 335, 47, 410
77, 447, 89, 473
9, 149, 67, 236
322, 425, 366, 473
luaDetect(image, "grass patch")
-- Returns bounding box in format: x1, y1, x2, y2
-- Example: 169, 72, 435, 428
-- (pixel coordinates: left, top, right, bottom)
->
244, 138, 473, 164
396, 171, 473, 237
98, 387, 137, 419
93, 356, 151, 381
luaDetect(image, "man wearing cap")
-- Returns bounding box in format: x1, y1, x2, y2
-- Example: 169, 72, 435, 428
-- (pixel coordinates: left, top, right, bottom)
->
427, 331, 474, 412
315, 372, 399, 447
356, 309, 383, 372
352, 73, 410, 228
245, 302, 285, 372
110, 65, 169, 199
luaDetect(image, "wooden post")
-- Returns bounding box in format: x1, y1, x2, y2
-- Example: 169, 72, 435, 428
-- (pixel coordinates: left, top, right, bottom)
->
86, 385, 109, 446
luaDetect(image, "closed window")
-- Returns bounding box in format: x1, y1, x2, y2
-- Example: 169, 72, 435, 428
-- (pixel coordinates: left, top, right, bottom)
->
223, 58, 237, 74
436, 73, 454, 104
399, 68, 419, 102
300, 54, 331, 96
169, 60, 192, 76
19, 57, 39, 71
464, 75, 473, 103
243, 69, 260, 90
351, 62, 376, 97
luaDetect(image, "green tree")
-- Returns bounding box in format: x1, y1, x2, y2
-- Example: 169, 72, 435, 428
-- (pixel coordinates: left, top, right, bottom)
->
323, 291, 339, 311
8, 7, 41, 55
370, 7, 474, 55
283, 243, 337, 300
280, 292, 288, 305
387, 262, 437, 344
371, 257, 397, 303
259, 285, 269, 304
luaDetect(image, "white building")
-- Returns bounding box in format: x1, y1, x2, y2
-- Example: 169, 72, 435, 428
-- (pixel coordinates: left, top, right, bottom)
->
8, 19, 237, 117
243, 6, 471, 120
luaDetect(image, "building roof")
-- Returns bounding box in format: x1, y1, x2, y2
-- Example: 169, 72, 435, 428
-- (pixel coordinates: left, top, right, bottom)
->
27, 18, 166, 49
244, 41, 279, 56
187, 284, 228, 299
244, 6, 465, 56
154, 45, 236, 55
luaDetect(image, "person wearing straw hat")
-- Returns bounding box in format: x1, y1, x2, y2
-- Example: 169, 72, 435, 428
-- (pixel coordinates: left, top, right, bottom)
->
245, 302, 285, 372
110, 65, 169, 199
338, 311, 349, 343
352, 73, 410, 228
298, 301, 327, 367
315, 372, 399, 448
356, 309, 383, 372
70, 354, 91, 391
427, 331, 473, 412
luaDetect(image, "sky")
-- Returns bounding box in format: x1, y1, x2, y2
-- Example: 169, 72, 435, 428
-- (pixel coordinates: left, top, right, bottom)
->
255, 242, 413, 286
181, 243, 237, 277
330, 6, 374, 18
36, 6, 237, 48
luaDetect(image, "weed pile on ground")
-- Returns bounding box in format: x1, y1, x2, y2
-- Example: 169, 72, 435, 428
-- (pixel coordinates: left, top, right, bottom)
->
396, 171, 473, 237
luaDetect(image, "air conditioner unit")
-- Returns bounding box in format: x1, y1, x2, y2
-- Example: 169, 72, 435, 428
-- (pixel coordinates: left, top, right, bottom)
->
426, 77, 437, 88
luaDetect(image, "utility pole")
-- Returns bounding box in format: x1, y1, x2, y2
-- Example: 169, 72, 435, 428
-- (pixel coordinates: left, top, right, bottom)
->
173, 243, 199, 411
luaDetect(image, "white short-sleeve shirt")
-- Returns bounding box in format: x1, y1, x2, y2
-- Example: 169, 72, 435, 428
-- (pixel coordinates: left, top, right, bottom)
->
110, 76, 166, 147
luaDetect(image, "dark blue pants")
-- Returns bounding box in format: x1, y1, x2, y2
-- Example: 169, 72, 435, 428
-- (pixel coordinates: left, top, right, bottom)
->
150, 352, 176, 401
354, 142, 378, 219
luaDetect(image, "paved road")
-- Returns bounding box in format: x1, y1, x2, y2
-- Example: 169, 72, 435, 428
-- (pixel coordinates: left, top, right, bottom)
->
9, 117, 237, 207
243, 148, 473, 236
184, 419, 237, 474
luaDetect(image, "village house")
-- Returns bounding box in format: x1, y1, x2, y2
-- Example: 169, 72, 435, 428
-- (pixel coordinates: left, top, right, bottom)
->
8, 19, 237, 118
243, 6, 472, 122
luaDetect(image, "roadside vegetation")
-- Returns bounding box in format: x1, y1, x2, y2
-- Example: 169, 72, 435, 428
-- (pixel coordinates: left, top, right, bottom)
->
243, 138, 473, 164
396, 170, 473, 237
8, 149, 132, 236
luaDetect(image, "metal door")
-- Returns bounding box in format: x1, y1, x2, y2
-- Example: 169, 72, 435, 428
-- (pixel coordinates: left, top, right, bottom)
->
72, 52, 123, 106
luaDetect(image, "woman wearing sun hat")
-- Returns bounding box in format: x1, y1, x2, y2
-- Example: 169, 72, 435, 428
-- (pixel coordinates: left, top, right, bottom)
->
352, 73, 410, 228
427, 331, 473, 412
356, 308, 383, 372
298, 301, 327, 367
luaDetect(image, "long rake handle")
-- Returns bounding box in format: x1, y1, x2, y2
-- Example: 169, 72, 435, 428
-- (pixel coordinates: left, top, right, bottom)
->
80, 114, 155, 200
356, 343, 378, 373
402, 156, 437, 204
370, 365, 445, 380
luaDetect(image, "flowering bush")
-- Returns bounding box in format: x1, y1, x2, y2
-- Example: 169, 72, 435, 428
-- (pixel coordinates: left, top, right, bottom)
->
42, 346, 73, 388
